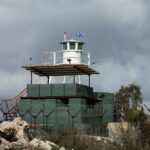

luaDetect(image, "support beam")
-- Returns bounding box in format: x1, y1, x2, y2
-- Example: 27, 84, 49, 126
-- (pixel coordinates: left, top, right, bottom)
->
74, 65, 90, 75
31, 67, 46, 76
88, 75, 91, 87
73, 75, 75, 83
30, 70, 33, 84
47, 76, 49, 84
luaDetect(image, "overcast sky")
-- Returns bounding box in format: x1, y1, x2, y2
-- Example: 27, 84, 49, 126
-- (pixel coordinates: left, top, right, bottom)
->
0, 0, 150, 107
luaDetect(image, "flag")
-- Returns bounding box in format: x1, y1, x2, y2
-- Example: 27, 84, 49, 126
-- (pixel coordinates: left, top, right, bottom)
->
76, 32, 85, 38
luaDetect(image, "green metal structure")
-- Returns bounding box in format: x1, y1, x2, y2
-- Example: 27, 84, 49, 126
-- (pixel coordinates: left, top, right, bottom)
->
18, 37, 114, 136
19, 83, 114, 136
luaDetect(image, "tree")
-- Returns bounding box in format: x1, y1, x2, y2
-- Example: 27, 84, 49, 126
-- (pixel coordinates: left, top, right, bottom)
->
114, 83, 145, 123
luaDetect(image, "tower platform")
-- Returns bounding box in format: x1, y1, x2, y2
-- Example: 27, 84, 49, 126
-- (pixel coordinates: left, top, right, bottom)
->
22, 64, 99, 76
23, 64, 99, 86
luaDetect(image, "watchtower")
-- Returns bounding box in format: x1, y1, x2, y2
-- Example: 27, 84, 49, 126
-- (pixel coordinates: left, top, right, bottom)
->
18, 33, 114, 136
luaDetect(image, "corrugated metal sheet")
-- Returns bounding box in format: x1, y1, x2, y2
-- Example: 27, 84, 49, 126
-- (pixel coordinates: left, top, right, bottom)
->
51, 84, 65, 96
40, 85, 52, 96
27, 84, 40, 97
43, 99, 56, 129
19, 99, 31, 123
27, 84, 94, 97
64, 84, 77, 96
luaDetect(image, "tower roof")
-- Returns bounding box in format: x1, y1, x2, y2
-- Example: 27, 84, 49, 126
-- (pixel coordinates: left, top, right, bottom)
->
60, 39, 84, 44
22, 64, 99, 77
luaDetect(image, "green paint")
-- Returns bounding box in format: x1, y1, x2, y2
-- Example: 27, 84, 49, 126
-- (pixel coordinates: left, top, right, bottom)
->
40, 85, 52, 96
27, 84, 40, 97
19, 84, 114, 136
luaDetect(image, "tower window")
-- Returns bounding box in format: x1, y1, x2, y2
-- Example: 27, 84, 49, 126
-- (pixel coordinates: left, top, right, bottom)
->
63, 43, 67, 50
78, 43, 83, 50
70, 42, 75, 50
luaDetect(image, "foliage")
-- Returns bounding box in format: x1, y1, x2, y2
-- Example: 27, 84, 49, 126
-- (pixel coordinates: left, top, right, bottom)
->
41, 127, 150, 150
114, 82, 150, 147
140, 121, 150, 145
115, 83, 144, 123
106, 125, 150, 150
42, 128, 99, 150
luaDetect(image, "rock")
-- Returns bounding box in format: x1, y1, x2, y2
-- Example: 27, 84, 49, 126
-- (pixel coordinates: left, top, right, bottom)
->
28, 138, 52, 150
107, 122, 139, 145
107, 122, 129, 140
0, 118, 66, 150
0, 118, 30, 141
12, 138, 29, 149
48, 141, 59, 148
0, 118, 30, 150
0, 138, 12, 150
0, 128, 17, 142
59, 147, 66, 150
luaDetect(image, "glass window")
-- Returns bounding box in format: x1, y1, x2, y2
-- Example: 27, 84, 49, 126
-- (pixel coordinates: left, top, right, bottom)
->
63, 43, 67, 50
70, 42, 75, 50
78, 43, 83, 50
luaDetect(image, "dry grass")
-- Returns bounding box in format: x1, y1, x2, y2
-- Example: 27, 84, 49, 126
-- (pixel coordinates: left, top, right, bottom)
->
41, 125, 150, 150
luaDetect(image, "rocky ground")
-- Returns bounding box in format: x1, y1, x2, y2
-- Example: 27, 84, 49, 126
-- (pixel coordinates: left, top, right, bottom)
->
0, 118, 144, 150
0, 118, 66, 150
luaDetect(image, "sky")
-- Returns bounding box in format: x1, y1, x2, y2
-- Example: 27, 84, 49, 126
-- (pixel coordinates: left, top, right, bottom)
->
0, 0, 150, 107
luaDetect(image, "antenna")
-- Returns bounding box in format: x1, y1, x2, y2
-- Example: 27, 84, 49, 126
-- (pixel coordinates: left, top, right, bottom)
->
64, 32, 67, 41
29, 57, 32, 65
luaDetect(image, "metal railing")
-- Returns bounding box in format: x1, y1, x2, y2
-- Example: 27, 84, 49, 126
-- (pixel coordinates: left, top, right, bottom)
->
0, 88, 27, 120
43, 51, 90, 65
